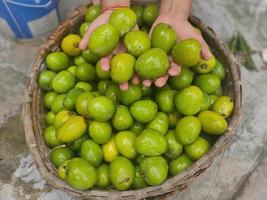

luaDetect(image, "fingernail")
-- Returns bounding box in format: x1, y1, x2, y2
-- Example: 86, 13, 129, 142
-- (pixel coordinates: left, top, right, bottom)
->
100, 58, 110, 72
143, 79, 152, 87
119, 82, 129, 91
132, 75, 140, 85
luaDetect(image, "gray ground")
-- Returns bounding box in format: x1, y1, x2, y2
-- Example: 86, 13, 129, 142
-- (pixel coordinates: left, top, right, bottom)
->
0, 0, 267, 199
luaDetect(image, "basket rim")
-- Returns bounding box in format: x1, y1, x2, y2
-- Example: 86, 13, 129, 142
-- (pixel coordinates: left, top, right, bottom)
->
21, 3, 242, 200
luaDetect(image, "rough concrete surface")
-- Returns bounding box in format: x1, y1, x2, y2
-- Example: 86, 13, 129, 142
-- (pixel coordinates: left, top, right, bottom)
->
0, 0, 267, 200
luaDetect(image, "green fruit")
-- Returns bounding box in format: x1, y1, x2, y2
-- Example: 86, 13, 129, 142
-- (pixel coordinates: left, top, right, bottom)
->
194, 74, 221, 94
88, 96, 115, 121
109, 8, 137, 36
56, 116, 87, 142
46, 52, 70, 72
212, 86, 223, 96
142, 4, 159, 26
131, 5, 144, 27
136, 129, 167, 156
172, 39, 201, 67
130, 99, 158, 123
140, 156, 168, 185
115, 131, 137, 159
89, 24, 119, 57
109, 156, 134, 190
110, 53, 135, 83
38, 70, 56, 91
151, 23, 177, 53
209, 95, 218, 107
164, 130, 183, 160
76, 63, 96, 81
74, 55, 87, 66
155, 89, 177, 113
212, 96, 234, 118
52, 71, 75, 93
106, 84, 120, 103
75, 82, 93, 92
146, 112, 169, 135
81, 139, 103, 167
89, 121, 112, 144
51, 94, 66, 114
82, 49, 100, 64
185, 137, 210, 161
69, 134, 89, 151
132, 165, 147, 189
175, 116, 201, 145
198, 111, 228, 135
168, 111, 182, 129
130, 121, 144, 135
97, 80, 110, 95
102, 136, 118, 162
112, 105, 133, 131
135, 48, 169, 79
135, 154, 146, 165
50, 146, 74, 168
45, 111, 56, 125
63, 88, 84, 110
61, 34, 82, 56
75, 91, 95, 117
200, 93, 211, 111
141, 85, 152, 96
193, 54, 216, 74
67, 66, 76, 76
85, 4, 101, 22
169, 153, 192, 176
92, 91, 101, 97
44, 91, 58, 109
169, 68, 194, 90
54, 109, 76, 129
96, 61, 110, 79
79, 22, 89, 37
66, 158, 97, 190
211, 60, 226, 80
140, 26, 149, 33
123, 31, 151, 57
58, 160, 69, 179
43, 126, 61, 147
96, 164, 110, 188
119, 84, 142, 106
175, 86, 203, 115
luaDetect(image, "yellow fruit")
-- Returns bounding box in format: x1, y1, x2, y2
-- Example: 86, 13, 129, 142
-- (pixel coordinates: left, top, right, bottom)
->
61, 34, 82, 56
102, 136, 118, 162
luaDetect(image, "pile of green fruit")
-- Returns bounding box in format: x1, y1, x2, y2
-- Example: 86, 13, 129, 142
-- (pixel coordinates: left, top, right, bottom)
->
37, 3, 234, 191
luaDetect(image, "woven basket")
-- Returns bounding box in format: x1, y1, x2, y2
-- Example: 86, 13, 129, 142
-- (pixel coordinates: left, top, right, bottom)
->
22, 2, 242, 200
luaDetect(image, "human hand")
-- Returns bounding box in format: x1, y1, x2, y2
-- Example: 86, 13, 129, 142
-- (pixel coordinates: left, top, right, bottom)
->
80, 1, 136, 91
150, 15, 212, 60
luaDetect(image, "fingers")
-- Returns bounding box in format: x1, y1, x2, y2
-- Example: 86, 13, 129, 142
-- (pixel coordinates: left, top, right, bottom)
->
79, 21, 99, 50
100, 57, 110, 71
143, 79, 152, 87
155, 74, 169, 88
194, 33, 212, 60
200, 41, 212, 60
132, 74, 141, 85
119, 82, 129, 91
113, 42, 126, 54
79, 11, 112, 50
168, 62, 181, 76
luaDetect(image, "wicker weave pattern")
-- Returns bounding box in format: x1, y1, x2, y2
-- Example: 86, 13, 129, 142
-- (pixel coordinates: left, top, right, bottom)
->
22, 3, 242, 200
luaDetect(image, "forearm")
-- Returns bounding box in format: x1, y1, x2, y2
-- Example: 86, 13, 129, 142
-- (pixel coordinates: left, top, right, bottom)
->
160, 0, 192, 20
101, 0, 130, 11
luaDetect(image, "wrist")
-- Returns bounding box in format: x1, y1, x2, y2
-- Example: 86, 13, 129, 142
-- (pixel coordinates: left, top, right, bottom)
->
160, 0, 191, 20
101, 0, 130, 12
